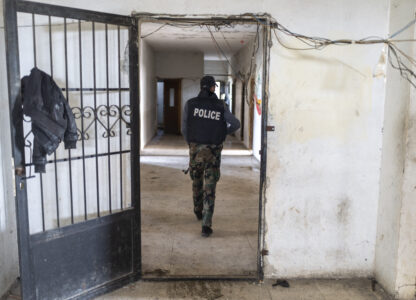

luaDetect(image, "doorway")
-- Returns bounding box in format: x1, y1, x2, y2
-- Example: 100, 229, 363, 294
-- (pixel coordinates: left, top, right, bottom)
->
138, 15, 270, 279
163, 79, 182, 134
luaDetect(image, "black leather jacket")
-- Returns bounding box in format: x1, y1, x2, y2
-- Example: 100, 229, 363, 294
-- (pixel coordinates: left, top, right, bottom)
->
21, 68, 78, 173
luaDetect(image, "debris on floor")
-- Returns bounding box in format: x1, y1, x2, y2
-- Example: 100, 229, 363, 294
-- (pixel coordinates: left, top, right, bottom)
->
272, 279, 290, 288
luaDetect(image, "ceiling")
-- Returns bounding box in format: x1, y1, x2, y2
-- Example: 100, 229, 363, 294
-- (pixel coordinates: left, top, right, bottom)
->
140, 22, 258, 60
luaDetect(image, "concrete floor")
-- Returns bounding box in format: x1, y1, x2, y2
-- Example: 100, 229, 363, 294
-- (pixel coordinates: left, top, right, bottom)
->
141, 155, 260, 277
2, 278, 392, 300
141, 132, 252, 156
97, 278, 393, 299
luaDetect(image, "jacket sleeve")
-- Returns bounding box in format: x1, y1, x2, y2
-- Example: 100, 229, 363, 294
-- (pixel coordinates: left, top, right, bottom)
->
224, 109, 240, 135
182, 101, 189, 143
63, 99, 78, 149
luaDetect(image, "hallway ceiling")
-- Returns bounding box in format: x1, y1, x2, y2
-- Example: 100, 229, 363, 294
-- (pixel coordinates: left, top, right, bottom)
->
140, 22, 258, 60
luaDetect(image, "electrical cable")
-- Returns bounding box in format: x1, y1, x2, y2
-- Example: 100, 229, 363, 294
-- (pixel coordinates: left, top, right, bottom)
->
136, 13, 416, 88
390, 18, 416, 39
269, 18, 416, 87
141, 23, 167, 38
206, 25, 237, 76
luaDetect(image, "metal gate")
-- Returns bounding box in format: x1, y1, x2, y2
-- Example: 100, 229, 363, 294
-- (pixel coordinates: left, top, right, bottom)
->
4, 0, 140, 299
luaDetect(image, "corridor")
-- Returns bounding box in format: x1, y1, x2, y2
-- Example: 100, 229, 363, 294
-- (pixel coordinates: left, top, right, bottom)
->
140, 155, 260, 277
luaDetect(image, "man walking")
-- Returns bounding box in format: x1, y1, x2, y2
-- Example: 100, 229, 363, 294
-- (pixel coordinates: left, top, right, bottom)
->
182, 76, 240, 237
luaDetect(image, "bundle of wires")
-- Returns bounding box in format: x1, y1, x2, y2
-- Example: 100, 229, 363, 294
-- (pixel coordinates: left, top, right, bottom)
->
139, 14, 416, 88
271, 20, 416, 87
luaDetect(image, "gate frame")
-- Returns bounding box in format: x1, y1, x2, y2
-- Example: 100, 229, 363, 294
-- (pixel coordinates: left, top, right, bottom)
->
4, 0, 142, 299
135, 13, 271, 282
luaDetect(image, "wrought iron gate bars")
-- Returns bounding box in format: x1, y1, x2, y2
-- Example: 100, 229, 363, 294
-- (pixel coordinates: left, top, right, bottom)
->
105, 23, 112, 214
20, 11, 132, 231
118, 25, 124, 210
64, 17, 71, 228
92, 20, 100, 217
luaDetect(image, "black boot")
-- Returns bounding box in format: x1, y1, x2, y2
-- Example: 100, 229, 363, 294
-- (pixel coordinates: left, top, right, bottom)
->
201, 226, 213, 237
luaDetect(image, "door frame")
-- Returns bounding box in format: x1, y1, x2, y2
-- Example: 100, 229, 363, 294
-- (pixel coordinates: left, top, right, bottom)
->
137, 14, 271, 281
4, 0, 141, 298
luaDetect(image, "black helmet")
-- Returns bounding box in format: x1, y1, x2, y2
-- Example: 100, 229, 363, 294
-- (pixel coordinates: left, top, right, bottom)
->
200, 76, 217, 90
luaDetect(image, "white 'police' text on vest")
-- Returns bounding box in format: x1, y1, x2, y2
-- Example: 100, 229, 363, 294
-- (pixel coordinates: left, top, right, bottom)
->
193, 108, 221, 120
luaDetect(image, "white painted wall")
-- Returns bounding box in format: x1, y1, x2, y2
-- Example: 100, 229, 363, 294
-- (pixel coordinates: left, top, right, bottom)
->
0, 0, 19, 296
232, 38, 263, 159
375, 1, 416, 298
396, 23, 416, 300
204, 60, 229, 77
263, 2, 389, 278
233, 79, 244, 141
264, 42, 387, 278
232, 43, 251, 149
4, 1, 414, 297
155, 50, 203, 126
140, 40, 157, 147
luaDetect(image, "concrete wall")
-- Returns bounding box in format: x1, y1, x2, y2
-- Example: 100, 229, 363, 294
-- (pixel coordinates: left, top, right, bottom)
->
0, 0, 20, 296
140, 40, 157, 147
232, 43, 251, 149
233, 79, 244, 141
263, 3, 388, 278
155, 50, 203, 127
7, 0, 414, 296
374, 1, 416, 298
396, 22, 416, 299
232, 38, 263, 159
204, 60, 229, 78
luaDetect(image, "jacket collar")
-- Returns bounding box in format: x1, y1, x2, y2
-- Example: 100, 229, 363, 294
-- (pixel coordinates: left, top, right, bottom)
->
198, 89, 218, 99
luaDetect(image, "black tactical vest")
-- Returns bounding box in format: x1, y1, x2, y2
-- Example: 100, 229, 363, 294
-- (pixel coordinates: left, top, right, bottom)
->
187, 96, 227, 145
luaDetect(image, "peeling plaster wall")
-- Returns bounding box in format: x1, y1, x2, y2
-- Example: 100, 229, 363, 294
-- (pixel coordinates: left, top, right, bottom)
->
232, 38, 263, 159
264, 40, 387, 277
140, 40, 157, 148
232, 40, 254, 150
0, 0, 19, 296
375, 1, 416, 298
20, 0, 394, 281
396, 22, 416, 299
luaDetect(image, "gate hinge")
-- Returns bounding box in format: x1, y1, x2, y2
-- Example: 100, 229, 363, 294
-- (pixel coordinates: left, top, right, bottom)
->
261, 249, 269, 256
266, 125, 275, 132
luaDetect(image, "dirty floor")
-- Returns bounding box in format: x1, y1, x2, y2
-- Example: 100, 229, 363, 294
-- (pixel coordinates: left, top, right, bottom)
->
96, 278, 392, 300
141, 155, 260, 277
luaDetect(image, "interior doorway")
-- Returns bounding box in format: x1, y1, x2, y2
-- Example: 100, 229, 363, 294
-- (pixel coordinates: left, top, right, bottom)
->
162, 79, 182, 134
138, 15, 270, 279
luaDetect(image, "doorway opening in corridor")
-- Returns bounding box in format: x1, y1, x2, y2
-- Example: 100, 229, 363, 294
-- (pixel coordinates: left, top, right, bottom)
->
138, 15, 270, 279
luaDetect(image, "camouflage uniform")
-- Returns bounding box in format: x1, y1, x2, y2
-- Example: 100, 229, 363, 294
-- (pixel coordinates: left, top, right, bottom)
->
189, 142, 223, 227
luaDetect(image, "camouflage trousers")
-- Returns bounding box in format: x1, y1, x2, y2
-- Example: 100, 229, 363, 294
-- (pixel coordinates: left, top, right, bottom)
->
188, 143, 223, 227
